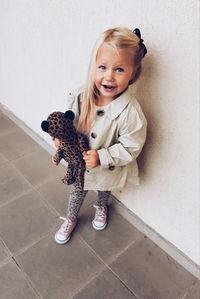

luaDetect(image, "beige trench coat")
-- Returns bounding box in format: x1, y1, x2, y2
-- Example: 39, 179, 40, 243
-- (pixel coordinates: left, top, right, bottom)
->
66, 87, 147, 191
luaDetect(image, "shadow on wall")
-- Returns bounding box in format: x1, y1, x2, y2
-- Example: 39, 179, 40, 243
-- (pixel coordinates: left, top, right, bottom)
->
135, 54, 160, 182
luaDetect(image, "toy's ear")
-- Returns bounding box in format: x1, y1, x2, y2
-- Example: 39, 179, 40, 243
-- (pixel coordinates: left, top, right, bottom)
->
64, 110, 75, 120
41, 121, 49, 132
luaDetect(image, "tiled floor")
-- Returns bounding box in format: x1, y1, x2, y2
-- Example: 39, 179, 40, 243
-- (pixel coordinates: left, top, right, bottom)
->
0, 109, 199, 299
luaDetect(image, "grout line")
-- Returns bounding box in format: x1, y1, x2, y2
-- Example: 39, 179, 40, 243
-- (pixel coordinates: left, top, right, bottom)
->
31, 177, 71, 218
7, 147, 66, 190
102, 233, 143, 265
13, 236, 47, 258
1, 158, 64, 218
0, 177, 59, 219
2, 104, 200, 280
0, 103, 55, 156
106, 270, 139, 299
11, 256, 22, 269
8, 147, 49, 164
181, 292, 187, 299
77, 235, 140, 299
68, 263, 107, 299
0, 130, 40, 162
6, 161, 33, 187
0, 188, 33, 209
0, 161, 34, 209
0, 150, 48, 171
0, 256, 13, 268
28, 175, 63, 189
0, 237, 43, 298
0, 237, 13, 254
0, 237, 14, 268
14, 226, 58, 258
12, 256, 44, 299
32, 188, 60, 217
110, 195, 200, 280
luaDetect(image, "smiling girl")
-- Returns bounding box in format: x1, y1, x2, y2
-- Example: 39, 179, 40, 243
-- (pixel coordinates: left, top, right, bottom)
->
54, 27, 147, 244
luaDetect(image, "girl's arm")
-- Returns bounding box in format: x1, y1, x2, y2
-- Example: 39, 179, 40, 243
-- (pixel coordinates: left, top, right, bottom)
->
97, 108, 147, 168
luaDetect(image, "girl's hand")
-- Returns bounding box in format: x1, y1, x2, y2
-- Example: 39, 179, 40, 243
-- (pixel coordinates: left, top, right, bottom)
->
52, 156, 59, 166
83, 150, 100, 169
52, 137, 61, 148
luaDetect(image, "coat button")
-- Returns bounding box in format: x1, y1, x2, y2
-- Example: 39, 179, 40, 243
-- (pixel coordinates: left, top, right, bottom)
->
97, 110, 105, 116
91, 132, 97, 138
108, 165, 115, 171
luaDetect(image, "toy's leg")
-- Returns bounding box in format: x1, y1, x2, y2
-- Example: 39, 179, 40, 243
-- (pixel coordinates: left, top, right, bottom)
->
73, 163, 85, 189
62, 164, 75, 185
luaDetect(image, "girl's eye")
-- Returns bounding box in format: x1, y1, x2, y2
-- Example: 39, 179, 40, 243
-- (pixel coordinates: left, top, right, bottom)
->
98, 65, 106, 70
116, 67, 124, 72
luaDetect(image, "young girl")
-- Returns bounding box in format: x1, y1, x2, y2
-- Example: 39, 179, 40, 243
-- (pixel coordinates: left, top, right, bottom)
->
54, 27, 147, 244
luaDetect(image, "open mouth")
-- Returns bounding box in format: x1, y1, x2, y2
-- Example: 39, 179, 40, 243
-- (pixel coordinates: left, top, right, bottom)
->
102, 84, 116, 90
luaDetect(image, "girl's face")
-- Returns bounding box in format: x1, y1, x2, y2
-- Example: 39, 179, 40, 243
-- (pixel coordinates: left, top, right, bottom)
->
94, 43, 135, 103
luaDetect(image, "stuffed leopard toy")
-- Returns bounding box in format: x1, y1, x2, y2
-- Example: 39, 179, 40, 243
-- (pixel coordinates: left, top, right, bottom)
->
41, 110, 88, 189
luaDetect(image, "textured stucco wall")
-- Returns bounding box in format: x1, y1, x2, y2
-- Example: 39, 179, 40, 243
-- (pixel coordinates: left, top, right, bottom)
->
0, 0, 199, 264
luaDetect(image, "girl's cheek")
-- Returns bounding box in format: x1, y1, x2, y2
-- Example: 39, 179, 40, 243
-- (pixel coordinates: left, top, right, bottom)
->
95, 73, 101, 80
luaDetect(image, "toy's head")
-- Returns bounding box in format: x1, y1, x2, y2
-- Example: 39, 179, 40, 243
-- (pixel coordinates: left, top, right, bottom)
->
41, 110, 75, 139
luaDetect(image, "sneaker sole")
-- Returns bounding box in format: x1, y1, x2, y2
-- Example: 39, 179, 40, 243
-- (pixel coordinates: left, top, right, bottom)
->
92, 220, 107, 231
54, 234, 71, 244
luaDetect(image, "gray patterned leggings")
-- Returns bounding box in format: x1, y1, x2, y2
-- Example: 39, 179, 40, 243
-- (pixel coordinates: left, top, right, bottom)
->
67, 182, 110, 219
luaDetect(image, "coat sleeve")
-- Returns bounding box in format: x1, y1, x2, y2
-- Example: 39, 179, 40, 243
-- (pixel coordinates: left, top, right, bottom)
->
97, 106, 147, 168
66, 90, 78, 110
65, 86, 83, 124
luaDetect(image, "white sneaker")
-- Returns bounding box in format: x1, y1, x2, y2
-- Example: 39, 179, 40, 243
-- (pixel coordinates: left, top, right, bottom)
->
55, 217, 77, 244
92, 205, 108, 230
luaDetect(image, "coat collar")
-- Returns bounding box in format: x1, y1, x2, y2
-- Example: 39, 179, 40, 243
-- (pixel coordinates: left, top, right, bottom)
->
78, 86, 132, 120
106, 88, 131, 120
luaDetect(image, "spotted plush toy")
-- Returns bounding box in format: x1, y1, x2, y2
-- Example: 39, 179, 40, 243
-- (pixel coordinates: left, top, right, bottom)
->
41, 110, 88, 189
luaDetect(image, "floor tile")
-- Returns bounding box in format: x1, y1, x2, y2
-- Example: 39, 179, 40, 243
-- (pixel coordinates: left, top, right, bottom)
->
16, 234, 105, 299
73, 267, 137, 299
13, 148, 65, 186
0, 152, 8, 166
0, 129, 39, 161
110, 237, 197, 299
76, 203, 142, 264
184, 280, 200, 299
36, 177, 71, 215
36, 178, 96, 215
0, 163, 32, 206
0, 240, 10, 264
1, 112, 199, 299
0, 261, 37, 299
0, 111, 18, 136
0, 190, 57, 254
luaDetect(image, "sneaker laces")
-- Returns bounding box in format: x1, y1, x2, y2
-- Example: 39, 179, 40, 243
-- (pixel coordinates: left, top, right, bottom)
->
59, 216, 71, 234
93, 205, 107, 220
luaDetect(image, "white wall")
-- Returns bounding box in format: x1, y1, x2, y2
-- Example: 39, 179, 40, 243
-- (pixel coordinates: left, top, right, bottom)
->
0, 0, 199, 265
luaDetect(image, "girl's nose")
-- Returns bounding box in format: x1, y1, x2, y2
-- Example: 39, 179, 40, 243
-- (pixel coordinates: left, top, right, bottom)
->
105, 70, 114, 81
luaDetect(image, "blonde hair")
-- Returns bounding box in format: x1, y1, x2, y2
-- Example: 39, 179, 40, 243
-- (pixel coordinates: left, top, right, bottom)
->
78, 27, 146, 133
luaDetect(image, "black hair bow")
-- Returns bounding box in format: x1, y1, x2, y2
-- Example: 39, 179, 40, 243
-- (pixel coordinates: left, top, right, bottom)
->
133, 28, 147, 57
